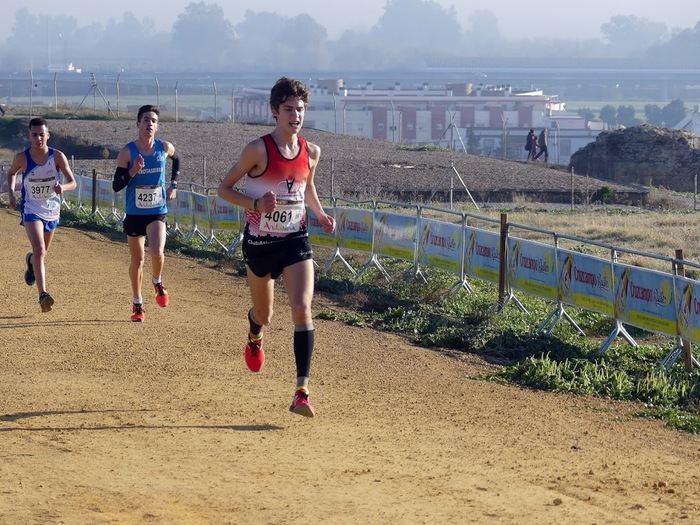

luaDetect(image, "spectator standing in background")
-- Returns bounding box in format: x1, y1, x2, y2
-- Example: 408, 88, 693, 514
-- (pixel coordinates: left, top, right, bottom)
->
534, 128, 548, 163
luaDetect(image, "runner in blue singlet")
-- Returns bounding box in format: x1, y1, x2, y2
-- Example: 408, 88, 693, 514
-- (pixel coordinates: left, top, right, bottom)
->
6, 117, 77, 312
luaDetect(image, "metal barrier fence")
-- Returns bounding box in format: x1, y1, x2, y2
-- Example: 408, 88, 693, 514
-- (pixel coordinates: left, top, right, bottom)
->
13, 168, 700, 370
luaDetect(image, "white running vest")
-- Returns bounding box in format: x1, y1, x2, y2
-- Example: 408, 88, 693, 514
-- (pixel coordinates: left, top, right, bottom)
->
21, 148, 61, 221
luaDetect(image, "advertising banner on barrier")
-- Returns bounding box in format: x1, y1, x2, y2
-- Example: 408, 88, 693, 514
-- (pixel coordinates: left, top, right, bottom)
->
614, 263, 676, 335
96, 178, 113, 213
374, 211, 416, 262
307, 207, 336, 247
192, 192, 211, 232
336, 207, 373, 252
558, 249, 614, 316
417, 218, 462, 274
210, 196, 240, 232
507, 237, 558, 300
63, 175, 81, 207
175, 191, 193, 230
78, 175, 93, 210
114, 188, 125, 217
676, 275, 700, 343
464, 227, 500, 283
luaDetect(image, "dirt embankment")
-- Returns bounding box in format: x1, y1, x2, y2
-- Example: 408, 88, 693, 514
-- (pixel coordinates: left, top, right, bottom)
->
40, 118, 646, 204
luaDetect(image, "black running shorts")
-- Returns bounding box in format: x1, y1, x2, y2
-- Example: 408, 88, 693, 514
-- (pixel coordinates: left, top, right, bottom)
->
242, 232, 313, 279
123, 214, 167, 237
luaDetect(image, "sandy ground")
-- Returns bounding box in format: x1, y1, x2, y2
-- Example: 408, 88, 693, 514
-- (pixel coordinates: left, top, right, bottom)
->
1, 207, 699, 524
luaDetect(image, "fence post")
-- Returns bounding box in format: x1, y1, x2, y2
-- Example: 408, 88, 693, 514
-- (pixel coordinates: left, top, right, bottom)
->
155, 75, 160, 107
694, 173, 697, 211
570, 166, 574, 210
675, 249, 694, 371
91, 168, 97, 216
330, 158, 335, 199
202, 157, 206, 188
175, 81, 179, 123
498, 212, 508, 309
213, 81, 218, 122
116, 73, 120, 118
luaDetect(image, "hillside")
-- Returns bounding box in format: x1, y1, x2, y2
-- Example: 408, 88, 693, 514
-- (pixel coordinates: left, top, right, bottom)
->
39, 118, 644, 204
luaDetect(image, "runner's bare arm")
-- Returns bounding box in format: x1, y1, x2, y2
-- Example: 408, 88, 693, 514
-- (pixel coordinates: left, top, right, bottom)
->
54, 150, 77, 193
6, 152, 26, 209
217, 138, 270, 211
304, 142, 335, 234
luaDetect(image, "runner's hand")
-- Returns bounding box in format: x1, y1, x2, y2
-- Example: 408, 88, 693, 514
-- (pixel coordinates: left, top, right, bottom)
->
166, 186, 177, 201
320, 213, 335, 234
8, 192, 16, 210
257, 191, 276, 213
54, 182, 63, 194
131, 154, 145, 177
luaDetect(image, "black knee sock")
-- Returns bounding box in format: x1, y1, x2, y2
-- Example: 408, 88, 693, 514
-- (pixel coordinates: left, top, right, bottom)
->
294, 327, 315, 382
248, 309, 263, 337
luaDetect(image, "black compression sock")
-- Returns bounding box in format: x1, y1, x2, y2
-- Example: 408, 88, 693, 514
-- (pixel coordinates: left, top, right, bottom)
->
293, 327, 315, 379
248, 309, 263, 337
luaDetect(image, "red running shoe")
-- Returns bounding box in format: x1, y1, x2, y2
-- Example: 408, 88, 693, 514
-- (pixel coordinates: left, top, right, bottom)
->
289, 388, 315, 417
244, 335, 264, 372
154, 282, 169, 307
131, 303, 145, 322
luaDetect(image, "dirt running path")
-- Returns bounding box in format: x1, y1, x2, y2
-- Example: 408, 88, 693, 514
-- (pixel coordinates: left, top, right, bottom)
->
0, 208, 698, 524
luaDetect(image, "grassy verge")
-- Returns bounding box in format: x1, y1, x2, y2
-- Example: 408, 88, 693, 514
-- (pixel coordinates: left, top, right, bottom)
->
316, 257, 700, 434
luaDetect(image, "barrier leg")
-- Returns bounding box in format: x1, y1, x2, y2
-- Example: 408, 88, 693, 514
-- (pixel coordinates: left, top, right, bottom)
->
323, 248, 356, 276
357, 254, 390, 282
498, 289, 529, 315
658, 341, 699, 370
446, 277, 473, 297
539, 303, 585, 336
599, 320, 638, 355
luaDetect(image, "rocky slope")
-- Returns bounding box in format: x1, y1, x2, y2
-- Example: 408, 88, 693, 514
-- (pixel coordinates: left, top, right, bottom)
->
570, 124, 700, 192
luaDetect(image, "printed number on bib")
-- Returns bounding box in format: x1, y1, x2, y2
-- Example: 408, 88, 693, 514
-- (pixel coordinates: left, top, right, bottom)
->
259, 201, 304, 234
27, 177, 55, 200
136, 185, 163, 209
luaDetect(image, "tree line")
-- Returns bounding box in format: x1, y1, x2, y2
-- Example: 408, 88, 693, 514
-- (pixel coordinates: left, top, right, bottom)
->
1, 2, 699, 72
577, 100, 689, 128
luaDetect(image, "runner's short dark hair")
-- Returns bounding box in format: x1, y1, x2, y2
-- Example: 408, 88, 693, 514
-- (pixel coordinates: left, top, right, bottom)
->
269, 77, 309, 111
29, 117, 47, 129
137, 105, 160, 122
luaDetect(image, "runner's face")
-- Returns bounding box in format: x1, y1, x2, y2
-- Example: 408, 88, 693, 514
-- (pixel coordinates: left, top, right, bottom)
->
28, 125, 49, 150
137, 112, 159, 138
273, 97, 305, 134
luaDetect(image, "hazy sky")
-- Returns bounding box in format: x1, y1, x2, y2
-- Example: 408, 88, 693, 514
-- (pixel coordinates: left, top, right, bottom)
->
2, 0, 698, 41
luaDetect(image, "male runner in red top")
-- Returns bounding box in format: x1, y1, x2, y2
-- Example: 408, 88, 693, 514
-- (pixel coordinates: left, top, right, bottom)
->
217, 77, 335, 417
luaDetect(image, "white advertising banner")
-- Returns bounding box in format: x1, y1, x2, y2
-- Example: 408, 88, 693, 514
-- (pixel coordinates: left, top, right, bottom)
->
336, 207, 373, 253
676, 275, 700, 343
192, 191, 211, 232
614, 263, 676, 336
307, 207, 336, 248
374, 211, 417, 262
210, 196, 240, 233
417, 218, 462, 274
507, 237, 558, 301
558, 249, 614, 317
464, 227, 500, 284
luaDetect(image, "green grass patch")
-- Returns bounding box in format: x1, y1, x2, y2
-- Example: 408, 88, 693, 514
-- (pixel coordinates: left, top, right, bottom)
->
317, 257, 700, 433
